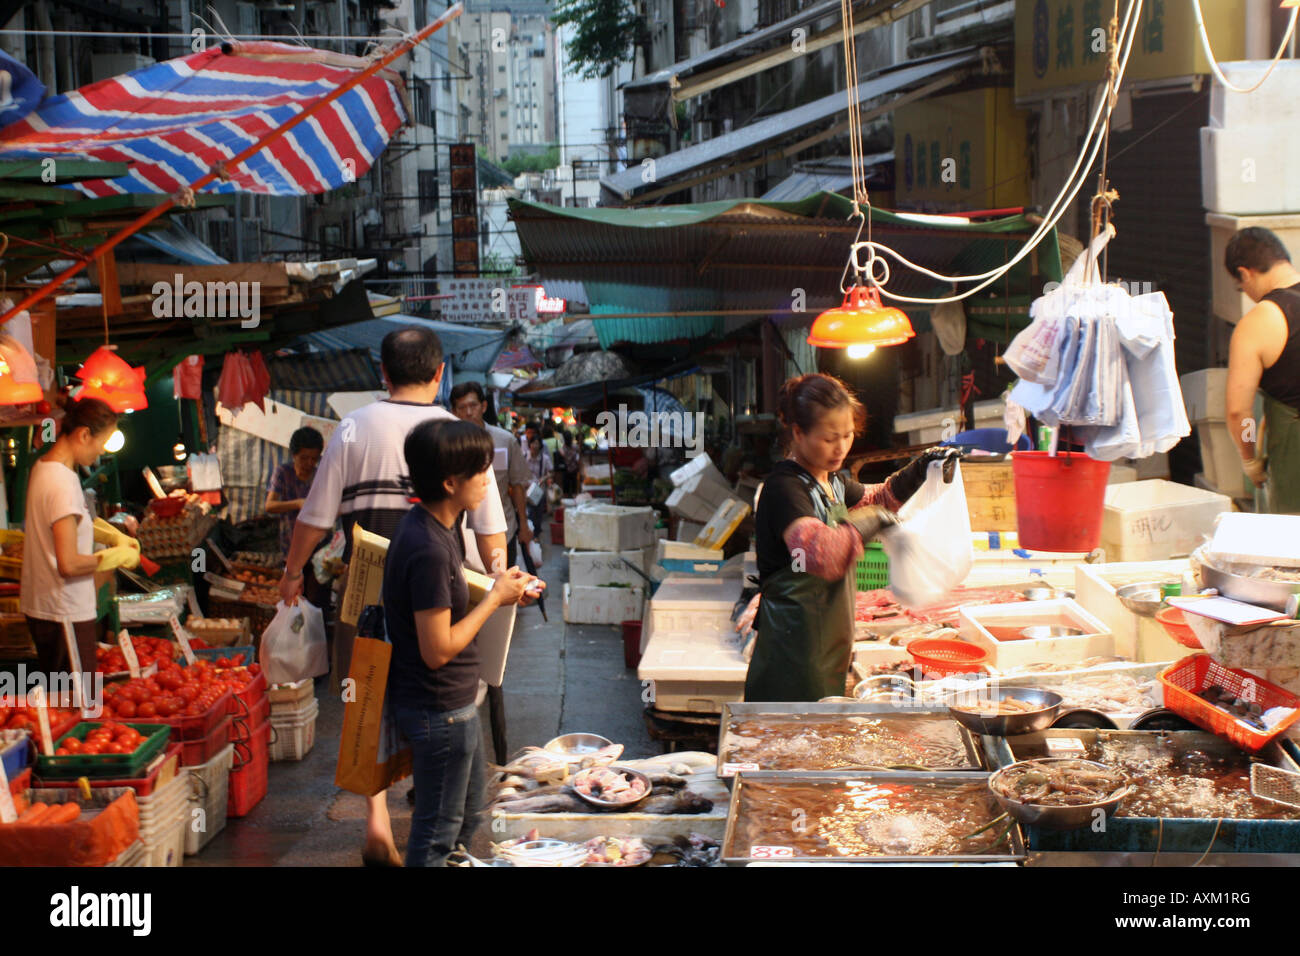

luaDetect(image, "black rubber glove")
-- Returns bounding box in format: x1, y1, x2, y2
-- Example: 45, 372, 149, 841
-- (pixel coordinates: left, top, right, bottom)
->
887, 446, 961, 505
848, 505, 900, 543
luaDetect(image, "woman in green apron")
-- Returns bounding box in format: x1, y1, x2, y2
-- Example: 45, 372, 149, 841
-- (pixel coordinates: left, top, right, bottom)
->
745, 374, 955, 702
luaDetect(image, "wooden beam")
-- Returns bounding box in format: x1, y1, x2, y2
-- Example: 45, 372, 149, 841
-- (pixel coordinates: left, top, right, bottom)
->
114, 262, 292, 291
0, 159, 131, 182
89, 249, 123, 317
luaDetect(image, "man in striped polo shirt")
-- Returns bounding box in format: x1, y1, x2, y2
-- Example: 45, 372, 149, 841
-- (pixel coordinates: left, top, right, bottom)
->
279, 325, 508, 867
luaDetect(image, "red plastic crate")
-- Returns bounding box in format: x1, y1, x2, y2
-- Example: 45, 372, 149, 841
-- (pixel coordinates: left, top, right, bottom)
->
227, 671, 267, 717
550, 522, 564, 546
34, 743, 182, 796
1159, 654, 1300, 751
154, 688, 232, 741
228, 718, 269, 818
176, 717, 233, 767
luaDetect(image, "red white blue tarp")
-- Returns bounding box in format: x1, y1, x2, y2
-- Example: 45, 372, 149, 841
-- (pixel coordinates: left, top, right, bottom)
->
0, 42, 409, 197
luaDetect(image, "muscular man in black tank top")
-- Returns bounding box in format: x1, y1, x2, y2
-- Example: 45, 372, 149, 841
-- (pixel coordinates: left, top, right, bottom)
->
1225, 227, 1300, 514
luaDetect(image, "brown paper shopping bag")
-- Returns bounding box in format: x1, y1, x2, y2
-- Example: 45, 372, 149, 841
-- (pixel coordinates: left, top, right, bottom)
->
334, 636, 412, 796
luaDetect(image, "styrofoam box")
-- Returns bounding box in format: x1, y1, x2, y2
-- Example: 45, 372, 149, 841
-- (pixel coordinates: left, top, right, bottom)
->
1193, 420, 1251, 499
1074, 560, 1193, 662
1101, 480, 1231, 562
1209, 61, 1300, 129
1180, 368, 1227, 423
638, 575, 745, 712
893, 400, 1004, 438
567, 547, 651, 587
562, 583, 644, 625
669, 453, 726, 489
676, 520, 705, 543
656, 539, 723, 574
959, 598, 1114, 671
1208, 212, 1300, 322
960, 565, 1078, 588
642, 574, 740, 651
1119, 453, 1170, 481
1207, 512, 1300, 567
1201, 125, 1300, 217
563, 503, 656, 551
666, 485, 719, 524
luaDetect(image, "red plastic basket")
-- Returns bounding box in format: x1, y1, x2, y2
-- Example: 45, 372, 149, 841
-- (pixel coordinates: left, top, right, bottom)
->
907, 638, 989, 678
34, 743, 182, 796
550, 521, 564, 546
1158, 654, 1300, 751
227, 671, 267, 718
228, 718, 269, 817
1156, 607, 1202, 649
176, 716, 233, 767
155, 688, 232, 741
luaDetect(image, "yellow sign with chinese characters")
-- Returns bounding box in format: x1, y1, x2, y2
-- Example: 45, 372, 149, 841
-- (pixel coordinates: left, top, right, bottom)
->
1014, 0, 1246, 98
893, 87, 1031, 209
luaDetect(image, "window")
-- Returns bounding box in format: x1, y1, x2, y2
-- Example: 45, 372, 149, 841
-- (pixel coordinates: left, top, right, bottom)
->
498, 65, 505, 72
412, 78, 432, 128
418, 169, 439, 216
500, 109, 507, 117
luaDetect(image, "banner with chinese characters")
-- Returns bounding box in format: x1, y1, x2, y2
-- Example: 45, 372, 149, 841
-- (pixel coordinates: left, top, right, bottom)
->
439, 280, 567, 325
1014, 0, 1245, 98
894, 87, 1031, 209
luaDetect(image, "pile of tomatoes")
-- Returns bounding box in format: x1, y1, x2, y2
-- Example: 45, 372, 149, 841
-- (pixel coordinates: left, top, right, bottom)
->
0, 705, 79, 734
54, 722, 146, 757
99, 656, 260, 721
95, 634, 176, 674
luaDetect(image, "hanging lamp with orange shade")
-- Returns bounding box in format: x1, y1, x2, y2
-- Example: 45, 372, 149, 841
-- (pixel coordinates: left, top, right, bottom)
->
0, 355, 43, 405
74, 345, 148, 413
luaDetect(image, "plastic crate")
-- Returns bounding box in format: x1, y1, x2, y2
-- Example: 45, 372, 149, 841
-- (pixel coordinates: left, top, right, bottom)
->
227, 670, 267, 716
141, 813, 187, 867
228, 718, 269, 817
855, 542, 889, 591
1159, 654, 1300, 751
268, 698, 318, 762
107, 840, 147, 867
184, 617, 251, 648
269, 692, 317, 723
206, 600, 277, 639
1, 729, 31, 780
191, 645, 255, 667
35, 743, 182, 797
231, 691, 270, 736
37, 722, 171, 779
153, 688, 232, 741
176, 716, 233, 767
137, 774, 192, 867
268, 678, 313, 705
185, 743, 233, 855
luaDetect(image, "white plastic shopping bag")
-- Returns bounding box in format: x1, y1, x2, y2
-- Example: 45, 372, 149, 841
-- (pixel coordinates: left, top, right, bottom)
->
259, 599, 329, 684
881, 461, 973, 608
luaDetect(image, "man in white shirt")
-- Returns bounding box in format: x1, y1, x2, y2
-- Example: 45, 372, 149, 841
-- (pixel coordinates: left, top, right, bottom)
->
279, 326, 508, 867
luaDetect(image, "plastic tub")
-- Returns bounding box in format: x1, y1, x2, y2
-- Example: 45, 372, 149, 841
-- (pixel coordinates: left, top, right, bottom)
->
268, 699, 319, 762
1159, 654, 1300, 751
1156, 606, 1203, 649
176, 716, 233, 767
906, 638, 989, 678
621, 620, 643, 669
228, 718, 269, 817
185, 743, 233, 855
1011, 451, 1111, 552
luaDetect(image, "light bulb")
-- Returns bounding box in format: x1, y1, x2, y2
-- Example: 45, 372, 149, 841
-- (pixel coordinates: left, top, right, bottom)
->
847, 343, 877, 359
172, 442, 188, 461
105, 429, 125, 453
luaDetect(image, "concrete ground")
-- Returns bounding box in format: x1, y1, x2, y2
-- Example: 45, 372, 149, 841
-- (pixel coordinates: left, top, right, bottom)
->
190, 539, 657, 866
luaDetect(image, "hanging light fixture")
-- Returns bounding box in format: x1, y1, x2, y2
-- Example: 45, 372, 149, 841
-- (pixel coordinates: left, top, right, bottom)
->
0, 356, 43, 405
104, 429, 125, 454
808, 284, 915, 353
172, 436, 188, 461
75, 346, 148, 412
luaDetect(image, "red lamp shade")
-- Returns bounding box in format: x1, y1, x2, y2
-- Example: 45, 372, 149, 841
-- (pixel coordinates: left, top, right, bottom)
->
807, 285, 916, 349
0, 357, 42, 405
75, 347, 148, 412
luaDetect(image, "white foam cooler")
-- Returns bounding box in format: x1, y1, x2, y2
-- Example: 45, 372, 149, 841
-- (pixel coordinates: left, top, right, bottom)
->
959, 598, 1113, 671
638, 574, 745, 713
1074, 560, 1193, 662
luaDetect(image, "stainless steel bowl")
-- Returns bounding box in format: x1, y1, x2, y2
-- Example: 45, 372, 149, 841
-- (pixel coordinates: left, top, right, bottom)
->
1193, 549, 1300, 612
1020, 625, 1084, 639
543, 733, 615, 762
569, 765, 652, 810
946, 686, 1063, 737
988, 758, 1133, 830
1022, 586, 1061, 601
1115, 582, 1171, 617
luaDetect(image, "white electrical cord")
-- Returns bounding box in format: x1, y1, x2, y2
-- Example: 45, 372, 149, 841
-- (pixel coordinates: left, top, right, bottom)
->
1193, 0, 1298, 94
863, 0, 1144, 304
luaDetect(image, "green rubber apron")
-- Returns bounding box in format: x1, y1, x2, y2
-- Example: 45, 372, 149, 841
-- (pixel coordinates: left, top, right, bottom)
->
745, 470, 855, 703
1263, 393, 1300, 515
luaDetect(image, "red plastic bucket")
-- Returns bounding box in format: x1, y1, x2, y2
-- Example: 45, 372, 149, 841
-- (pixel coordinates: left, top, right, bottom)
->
621, 620, 643, 669
1010, 450, 1111, 552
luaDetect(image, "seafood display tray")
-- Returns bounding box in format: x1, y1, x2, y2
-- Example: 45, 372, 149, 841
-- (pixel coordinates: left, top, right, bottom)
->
721, 772, 1026, 865
988, 730, 1300, 854
717, 702, 987, 780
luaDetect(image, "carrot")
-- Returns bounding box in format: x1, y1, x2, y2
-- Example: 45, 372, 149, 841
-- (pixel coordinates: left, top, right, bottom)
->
18, 803, 51, 823
43, 803, 81, 824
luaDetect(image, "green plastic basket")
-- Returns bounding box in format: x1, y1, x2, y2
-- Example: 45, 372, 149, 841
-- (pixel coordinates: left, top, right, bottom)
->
36, 722, 171, 779
855, 542, 889, 591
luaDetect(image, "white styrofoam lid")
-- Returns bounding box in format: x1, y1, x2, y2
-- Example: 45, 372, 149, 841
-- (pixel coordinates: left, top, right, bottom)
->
1207, 512, 1300, 567
649, 574, 741, 608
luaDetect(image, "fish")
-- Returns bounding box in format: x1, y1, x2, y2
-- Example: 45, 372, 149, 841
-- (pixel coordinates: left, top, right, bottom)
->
490, 784, 571, 806
638, 790, 714, 814
644, 772, 687, 789
489, 791, 589, 814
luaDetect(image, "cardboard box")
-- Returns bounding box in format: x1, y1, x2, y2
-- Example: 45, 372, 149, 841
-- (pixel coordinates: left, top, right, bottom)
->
563, 504, 656, 551
656, 539, 724, 574
694, 498, 750, 550
562, 583, 645, 625
567, 548, 651, 588
669, 454, 727, 489
340, 525, 389, 625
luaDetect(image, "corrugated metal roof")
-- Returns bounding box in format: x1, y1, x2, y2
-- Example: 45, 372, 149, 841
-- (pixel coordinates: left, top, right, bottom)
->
603, 50, 981, 200
299, 315, 509, 375
760, 153, 891, 202
511, 191, 1063, 345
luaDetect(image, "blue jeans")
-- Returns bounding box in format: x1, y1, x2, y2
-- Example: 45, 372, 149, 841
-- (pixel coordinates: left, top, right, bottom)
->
393, 700, 485, 868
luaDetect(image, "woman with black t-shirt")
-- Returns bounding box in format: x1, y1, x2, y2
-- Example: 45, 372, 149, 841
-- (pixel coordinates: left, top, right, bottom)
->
746, 374, 955, 702
383, 419, 533, 867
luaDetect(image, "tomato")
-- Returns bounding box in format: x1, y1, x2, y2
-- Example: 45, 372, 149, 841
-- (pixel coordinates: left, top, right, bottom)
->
248, 663, 261, 676
79, 743, 100, 755
54, 747, 70, 755
8, 716, 33, 732
62, 737, 83, 754
116, 699, 137, 718
136, 702, 156, 718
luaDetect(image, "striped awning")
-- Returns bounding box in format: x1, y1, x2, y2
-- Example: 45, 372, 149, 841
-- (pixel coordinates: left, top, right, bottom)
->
0, 43, 408, 197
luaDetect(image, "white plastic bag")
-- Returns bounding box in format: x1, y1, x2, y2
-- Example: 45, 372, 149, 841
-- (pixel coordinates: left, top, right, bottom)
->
882, 461, 974, 608
528, 539, 544, 566
259, 599, 328, 684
